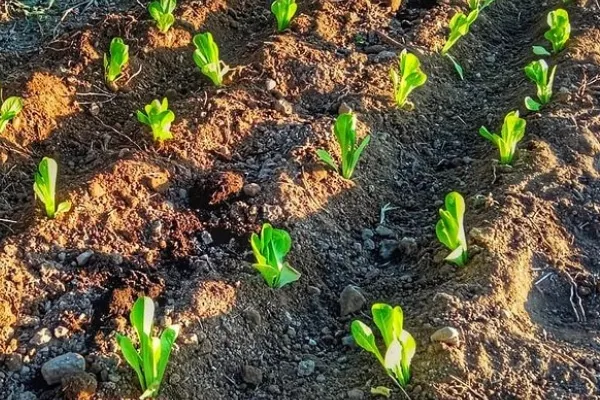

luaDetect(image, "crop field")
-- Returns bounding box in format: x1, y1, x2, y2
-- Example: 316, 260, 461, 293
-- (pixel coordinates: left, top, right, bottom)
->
0, 0, 599, 399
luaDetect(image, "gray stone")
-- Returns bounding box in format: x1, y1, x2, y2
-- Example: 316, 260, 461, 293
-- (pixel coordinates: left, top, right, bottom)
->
374, 51, 396, 63
274, 99, 293, 115
347, 389, 365, 399
265, 79, 277, 92
339, 285, 366, 316
41, 353, 86, 385
379, 239, 399, 259
201, 231, 213, 245
375, 225, 395, 237
76, 250, 94, 266
242, 365, 263, 386
338, 102, 352, 114
363, 239, 376, 251
297, 359, 315, 376
243, 183, 261, 197
5, 353, 23, 372
30, 328, 52, 346
430, 327, 460, 346
244, 308, 262, 326
17, 392, 37, 400
361, 229, 374, 241
53, 326, 69, 339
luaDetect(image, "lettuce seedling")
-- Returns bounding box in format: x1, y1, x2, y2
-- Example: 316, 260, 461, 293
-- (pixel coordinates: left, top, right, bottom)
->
192, 32, 230, 87
251, 223, 300, 288
33, 157, 71, 219
136, 98, 175, 142
351, 303, 416, 388
467, 0, 494, 11
524, 59, 557, 111
149, 0, 176, 34
436, 191, 467, 267
441, 10, 479, 55
0, 96, 23, 133
117, 297, 180, 400
317, 113, 370, 180
533, 9, 570, 55
479, 110, 526, 165
104, 37, 129, 83
271, 0, 297, 32
390, 50, 427, 109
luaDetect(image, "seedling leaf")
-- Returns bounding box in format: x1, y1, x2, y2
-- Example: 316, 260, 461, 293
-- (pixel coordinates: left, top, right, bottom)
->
271, 0, 297, 32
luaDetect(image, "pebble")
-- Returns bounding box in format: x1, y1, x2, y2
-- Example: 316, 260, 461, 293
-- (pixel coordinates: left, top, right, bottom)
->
5, 353, 23, 372
181, 333, 200, 345
373, 50, 396, 63
361, 229, 374, 241
268, 385, 281, 394
244, 308, 262, 326
243, 183, 261, 197
242, 365, 263, 386
76, 250, 94, 266
363, 239, 376, 251
30, 328, 52, 346
274, 98, 293, 115
41, 353, 86, 385
316, 374, 326, 382
17, 392, 37, 400
375, 225, 395, 237
89, 103, 100, 116
339, 285, 366, 316
338, 102, 352, 114
347, 389, 365, 399
364, 44, 386, 54
379, 239, 399, 259
265, 79, 277, 92
54, 326, 69, 339
430, 327, 460, 346
201, 231, 213, 245
297, 359, 315, 376
342, 335, 355, 347
307, 286, 321, 296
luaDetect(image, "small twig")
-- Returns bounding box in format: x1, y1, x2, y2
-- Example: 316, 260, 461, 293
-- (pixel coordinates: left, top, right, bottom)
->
124, 64, 143, 86
379, 203, 399, 225
0, 218, 17, 223
91, 115, 142, 151
377, 30, 404, 48
449, 375, 486, 400
534, 272, 553, 286
564, 270, 586, 323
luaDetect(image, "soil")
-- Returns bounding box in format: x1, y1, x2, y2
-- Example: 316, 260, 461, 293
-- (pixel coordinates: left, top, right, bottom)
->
1, 0, 600, 399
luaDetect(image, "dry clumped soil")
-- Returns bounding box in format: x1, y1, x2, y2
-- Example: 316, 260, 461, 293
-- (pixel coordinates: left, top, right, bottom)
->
1, 0, 600, 399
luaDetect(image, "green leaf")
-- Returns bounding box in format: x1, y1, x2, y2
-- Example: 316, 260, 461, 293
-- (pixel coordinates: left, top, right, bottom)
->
277, 263, 301, 288
532, 46, 551, 56
105, 37, 129, 83
391, 50, 427, 108
254, 263, 280, 287
316, 149, 338, 172
137, 98, 175, 142
192, 32, 229, 86
399, 330, 416, 380
436, 192, 467, 266
371, 386, 392, 397
117, 334, 146, 390
347, 135, 370, 179
445, 54, 464, 80
1, 96, 23, 116
524, 96, 542, 111
351, 320, 384, 365
33, 157, 61, 218
271, 0, 298, 32
156, 325, 179, 385
55, 200, 72, 216
383, 338, 402, 371
372, 303, 394, 348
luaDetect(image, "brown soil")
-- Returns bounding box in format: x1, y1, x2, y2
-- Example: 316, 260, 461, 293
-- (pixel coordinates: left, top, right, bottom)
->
1, 0, 600, 399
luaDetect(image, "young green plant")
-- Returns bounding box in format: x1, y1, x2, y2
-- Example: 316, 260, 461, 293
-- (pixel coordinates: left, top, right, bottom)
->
271, 0, 297, 32
436, 191, 467, 267
467, 0, 494, 11
524, 59, 556, 111
479, 110, 526, 165
316, 112, 370, 180
192, 32, 230, 87
104, 37, 129, 84
390, 50, 427, 109
250, 223, 300, 288
136, 98, 175, 142
117, 297, 180, 399
149, 0, 176, 34
0, 96, 23, 133
351, 303, 416, 388
33, 157, 71, 219
441, 10, 478, 79
533, 9, 570, 55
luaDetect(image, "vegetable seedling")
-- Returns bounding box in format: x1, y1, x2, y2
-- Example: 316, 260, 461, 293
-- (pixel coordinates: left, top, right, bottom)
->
271, 0, 297, 32
532, 9, 570, 55
441, 10, 479, 55
436, 191, 468, 267
467, 0, 494, 11
524, 59, 557, 111
0, 96, 23, 133
316, 112, 370, 180
104, 37, 129, 84
192, 32, 230, 87
33, 157, 71, 219
149, 0, 176, 34
117, 296, 180, 400
390, 50, 427, 109
251, 223, 300, 288
351, 303, 416, 388
479, 110, 526, 165
137, 98, 175, 142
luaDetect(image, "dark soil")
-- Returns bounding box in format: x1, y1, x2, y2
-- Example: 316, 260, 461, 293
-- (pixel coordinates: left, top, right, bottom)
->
1, 0, 600, 399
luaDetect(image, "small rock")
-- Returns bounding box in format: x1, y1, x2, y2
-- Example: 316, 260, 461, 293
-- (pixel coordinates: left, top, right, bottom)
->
274, 99, 293, 115
286, 327, 297, 338
54, 326, 69, 339
485, 54, 496, 64
375, 225, 395, 237
364, 239, 376, 251
41, 353, 86, 385
339, 285, 366, 316
379, 239, 399, 259
16, 392, 37, 400
297, 359, 315, 377
88, 181, 105, 198
242, 365, 263, 386
5, 353, 23, 372
76, 250, 94, 267
89, 103, 100, 116
243, 183, 261, 197
338, 102, 352, 114
361, 229, 374, 241
316, 374, 326, 383
244, 308, 262, 326
30, 328, 52, 346
169, 373, 181, 385
430, 327, 460, 346
307, 286, 321, 296
398, 237, 417, 256
268, 385, 281, 394
181, 333, 199, 345
363, 44, 386, 54
347, 389, 365, 399
341, 335, 354, 347
201, 231, 213, 245
578, 286, 592, 297
265, 79, 277, 92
